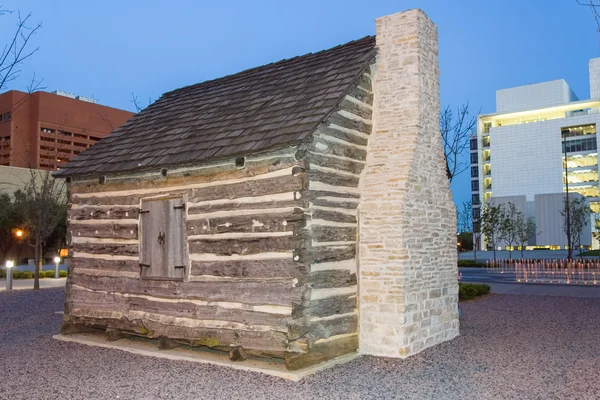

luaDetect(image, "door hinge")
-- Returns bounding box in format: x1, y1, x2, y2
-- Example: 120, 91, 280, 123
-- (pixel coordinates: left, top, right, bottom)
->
173, 204, 185, 211
139, 209, 150, 214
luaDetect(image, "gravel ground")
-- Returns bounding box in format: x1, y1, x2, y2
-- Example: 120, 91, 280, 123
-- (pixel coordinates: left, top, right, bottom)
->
1, 289, 599, 400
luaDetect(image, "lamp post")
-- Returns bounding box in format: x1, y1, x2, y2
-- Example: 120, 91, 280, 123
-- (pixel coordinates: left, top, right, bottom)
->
54, 256, 61, 279
5, 260, 14, 291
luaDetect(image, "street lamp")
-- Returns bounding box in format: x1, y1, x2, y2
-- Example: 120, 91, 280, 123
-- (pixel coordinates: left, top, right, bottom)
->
15, 230, 23, 238
5, 260, 14, 291
54, 256, 61, 279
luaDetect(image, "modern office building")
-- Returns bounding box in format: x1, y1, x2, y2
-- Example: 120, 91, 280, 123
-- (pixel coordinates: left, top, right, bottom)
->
472, 59, 600, 249
0, 90, 133, 170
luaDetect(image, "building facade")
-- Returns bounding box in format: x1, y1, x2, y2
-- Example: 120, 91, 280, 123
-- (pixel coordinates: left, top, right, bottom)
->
472, 59, 600, 250
55, 9, 459, 369
0, 90, 133, 170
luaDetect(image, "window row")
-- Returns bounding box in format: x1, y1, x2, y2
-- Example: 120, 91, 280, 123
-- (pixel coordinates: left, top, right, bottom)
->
0, 112, 11, 122
562, 137, 597, 153
561, 123, 596, 138
470, 138, 478, 150
41, 127, 101, 141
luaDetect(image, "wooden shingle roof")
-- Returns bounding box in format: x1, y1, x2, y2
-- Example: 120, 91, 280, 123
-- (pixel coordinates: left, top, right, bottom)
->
55, 36, 376, 177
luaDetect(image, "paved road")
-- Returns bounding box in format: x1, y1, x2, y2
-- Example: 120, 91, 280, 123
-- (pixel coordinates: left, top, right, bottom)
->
0, 263, 68, 273
0, 278, 66, 292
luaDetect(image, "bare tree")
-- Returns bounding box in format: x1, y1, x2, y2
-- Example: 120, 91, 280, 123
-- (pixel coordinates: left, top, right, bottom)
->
0, 8, 42, 92
8, 116, 69, 289
498, 202, 520, 260
561, 197, 590, 259
0, 193, 22, 261
473, 209, 483, 263
131, 92, 153, 113
515, 213, 536, 259
481, 204, 504, 261
457, 201, 473, 233
13, 170, 66, 289
576, 1, 600, 33
440, 103, 478, 183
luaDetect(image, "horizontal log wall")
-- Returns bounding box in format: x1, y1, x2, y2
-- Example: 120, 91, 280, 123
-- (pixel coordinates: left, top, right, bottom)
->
64, 147, 312, 357
64, 68, 375, 369
288, 70, 373, 368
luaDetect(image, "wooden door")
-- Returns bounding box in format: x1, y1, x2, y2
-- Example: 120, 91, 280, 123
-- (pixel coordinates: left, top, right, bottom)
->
140, 197, 186, 280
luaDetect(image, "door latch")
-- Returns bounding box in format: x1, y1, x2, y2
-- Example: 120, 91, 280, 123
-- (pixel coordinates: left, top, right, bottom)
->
158, 232, 165, 245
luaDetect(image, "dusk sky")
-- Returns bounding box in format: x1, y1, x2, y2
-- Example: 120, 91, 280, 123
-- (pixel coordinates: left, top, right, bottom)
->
1, 0, 598, 206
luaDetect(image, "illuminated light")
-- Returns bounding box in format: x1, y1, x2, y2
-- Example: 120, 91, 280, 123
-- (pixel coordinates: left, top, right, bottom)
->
5, 260, 14, 269
15, 230, 23, 238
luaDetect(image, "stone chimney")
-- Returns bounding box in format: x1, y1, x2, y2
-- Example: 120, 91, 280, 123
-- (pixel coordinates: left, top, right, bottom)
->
358, 9, 459, 358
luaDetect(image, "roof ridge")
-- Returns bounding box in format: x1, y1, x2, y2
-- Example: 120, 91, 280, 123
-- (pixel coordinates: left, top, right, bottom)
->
55, 35, 377, 177
162, 35, 375, 99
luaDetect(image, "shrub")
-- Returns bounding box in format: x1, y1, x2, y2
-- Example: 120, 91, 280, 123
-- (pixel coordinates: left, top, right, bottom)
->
59, 270, 67, 278
458, 283, 490, 301
41, 270, 56, 278
12, 271, 33, 279
0, 269, 5, 279
458, 260, 487, 268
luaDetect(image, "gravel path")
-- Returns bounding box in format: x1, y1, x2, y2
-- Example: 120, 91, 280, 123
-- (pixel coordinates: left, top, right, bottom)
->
1, 289, 599, 400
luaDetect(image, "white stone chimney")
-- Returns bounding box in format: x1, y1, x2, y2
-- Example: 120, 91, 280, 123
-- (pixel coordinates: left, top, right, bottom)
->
590, 58, 600, 100
358, 9, 459, 358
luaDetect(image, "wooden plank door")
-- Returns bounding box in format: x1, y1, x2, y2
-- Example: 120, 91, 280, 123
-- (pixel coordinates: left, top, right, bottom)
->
140, 197, 185, 280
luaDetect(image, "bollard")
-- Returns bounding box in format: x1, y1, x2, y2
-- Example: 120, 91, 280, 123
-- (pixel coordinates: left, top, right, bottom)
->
54, 256, 61, 279
5, 260, 14, 291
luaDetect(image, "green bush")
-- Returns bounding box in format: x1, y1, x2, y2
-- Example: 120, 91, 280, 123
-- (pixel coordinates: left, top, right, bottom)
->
457, 260, 487, 268
1, 269, 67, 279
459, 283, 490, 301
12, 271, 33, 279
40, 270, 56, 278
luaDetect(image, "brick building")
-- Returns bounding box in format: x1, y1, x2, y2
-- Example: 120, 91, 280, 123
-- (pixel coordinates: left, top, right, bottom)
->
0, 90, 133, 170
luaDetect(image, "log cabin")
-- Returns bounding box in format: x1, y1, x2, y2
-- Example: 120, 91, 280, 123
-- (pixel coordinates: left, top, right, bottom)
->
54, 9, 459, 370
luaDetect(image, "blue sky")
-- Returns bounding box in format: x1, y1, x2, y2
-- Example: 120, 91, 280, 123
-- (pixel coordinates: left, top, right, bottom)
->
1, 0, 598, 206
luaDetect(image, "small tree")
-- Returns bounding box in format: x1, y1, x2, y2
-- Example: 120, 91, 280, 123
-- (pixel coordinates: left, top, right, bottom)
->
457, 201, 473, 234
457, 232, 473, 251
515, 213, 536, 259
0, 193, 22, 261
576, 1, 600, 34
481, 204, 504, 261
0, 8, 42, 92
561, 196, 590, 259
473, 215, 483, 264
440, 103, 478, 183
498, 202, 520, 260
14, 170, 66, 289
